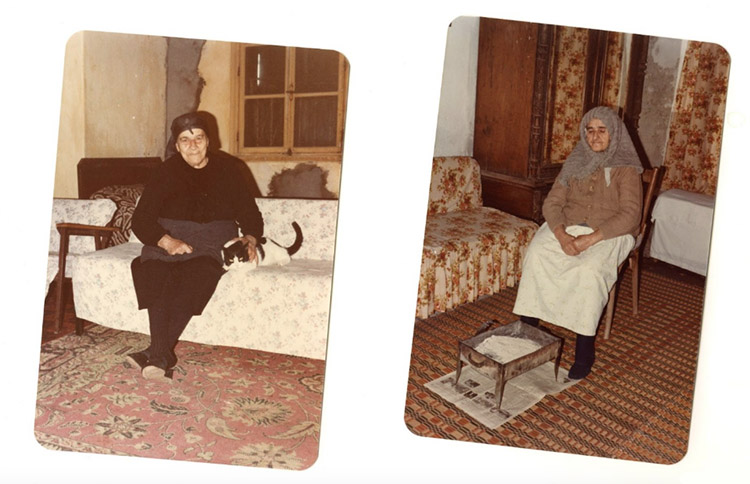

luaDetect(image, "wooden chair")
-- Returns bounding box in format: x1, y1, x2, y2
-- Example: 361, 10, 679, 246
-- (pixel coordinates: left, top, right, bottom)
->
601, 166, 665, 339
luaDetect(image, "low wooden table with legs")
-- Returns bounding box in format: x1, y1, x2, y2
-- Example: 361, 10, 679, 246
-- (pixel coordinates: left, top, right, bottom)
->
454, 319, 563, 412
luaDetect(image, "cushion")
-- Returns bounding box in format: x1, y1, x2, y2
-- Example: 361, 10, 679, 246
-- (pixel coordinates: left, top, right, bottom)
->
90, 184, 144, 246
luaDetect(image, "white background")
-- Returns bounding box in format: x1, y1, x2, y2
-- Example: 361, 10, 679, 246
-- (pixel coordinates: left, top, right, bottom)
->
2, 1, 748, 482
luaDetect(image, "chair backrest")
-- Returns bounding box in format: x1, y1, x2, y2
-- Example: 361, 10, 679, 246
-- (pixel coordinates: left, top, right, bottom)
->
635, 166, 665, 246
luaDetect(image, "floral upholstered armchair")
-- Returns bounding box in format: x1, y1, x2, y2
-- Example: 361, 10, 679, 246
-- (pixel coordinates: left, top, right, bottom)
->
416, 156, 539, 318
46, 198, 118, 333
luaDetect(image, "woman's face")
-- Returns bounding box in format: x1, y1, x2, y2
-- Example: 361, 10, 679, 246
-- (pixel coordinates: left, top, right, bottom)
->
585, 118, 610, 152
176, 128, 209, 169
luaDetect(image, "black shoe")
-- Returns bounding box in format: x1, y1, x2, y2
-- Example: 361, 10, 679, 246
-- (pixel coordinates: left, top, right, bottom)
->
125, 350, 151, 370
567, 362, 592, 380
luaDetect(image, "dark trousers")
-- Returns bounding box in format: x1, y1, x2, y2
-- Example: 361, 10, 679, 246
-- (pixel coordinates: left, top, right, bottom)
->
146, 298, 194, 368
132, 255, 223, 368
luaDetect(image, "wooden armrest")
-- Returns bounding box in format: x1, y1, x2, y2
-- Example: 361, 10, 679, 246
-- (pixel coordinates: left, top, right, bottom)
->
53, 223, 119, 334
57, 223, 119, 251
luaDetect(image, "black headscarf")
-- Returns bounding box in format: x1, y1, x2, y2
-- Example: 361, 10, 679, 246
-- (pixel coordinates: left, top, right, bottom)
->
170, 112, 209, 140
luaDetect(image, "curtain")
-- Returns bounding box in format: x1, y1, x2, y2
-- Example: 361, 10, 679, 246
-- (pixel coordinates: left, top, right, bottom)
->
548, 29, 626, 164
548, 27, 589, 164
661, 41, 730, 196
602, 31, 625, 108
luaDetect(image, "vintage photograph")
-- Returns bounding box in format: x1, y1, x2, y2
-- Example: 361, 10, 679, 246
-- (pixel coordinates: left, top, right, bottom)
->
405, 16, 728, 463
36, 30, 348, 470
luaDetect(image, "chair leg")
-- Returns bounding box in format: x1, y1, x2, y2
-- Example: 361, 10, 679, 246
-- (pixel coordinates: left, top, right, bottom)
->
631, 256, 639, 315
54, 275, 66, 333
603, 284, 616, 340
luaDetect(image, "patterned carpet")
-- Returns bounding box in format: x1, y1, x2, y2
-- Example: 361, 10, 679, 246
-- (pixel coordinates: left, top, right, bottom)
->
404, 264, 704, 464
35, 325, 324, 469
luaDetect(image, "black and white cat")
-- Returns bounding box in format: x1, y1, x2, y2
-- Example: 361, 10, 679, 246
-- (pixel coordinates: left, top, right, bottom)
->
222, 222, 303, 270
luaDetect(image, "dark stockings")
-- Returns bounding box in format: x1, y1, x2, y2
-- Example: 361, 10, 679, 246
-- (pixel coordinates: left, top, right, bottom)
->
145, 296, 194, 370
520, 315, 539, 327
569, 333, 595, 379
520, 316, 595, 379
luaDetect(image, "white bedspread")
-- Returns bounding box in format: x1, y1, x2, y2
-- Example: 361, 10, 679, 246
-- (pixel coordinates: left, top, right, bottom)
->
650, 189, 714, 276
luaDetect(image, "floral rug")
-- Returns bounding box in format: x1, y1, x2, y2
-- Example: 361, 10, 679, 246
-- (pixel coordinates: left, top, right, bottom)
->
34, 324, 325, 470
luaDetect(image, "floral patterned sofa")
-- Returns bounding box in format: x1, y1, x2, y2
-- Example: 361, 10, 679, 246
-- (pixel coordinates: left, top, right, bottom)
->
70, 196, 337, 361
416, 156, 539, 318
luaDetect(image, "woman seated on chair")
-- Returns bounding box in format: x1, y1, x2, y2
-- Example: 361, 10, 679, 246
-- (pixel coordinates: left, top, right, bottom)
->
513, 106, 643, 380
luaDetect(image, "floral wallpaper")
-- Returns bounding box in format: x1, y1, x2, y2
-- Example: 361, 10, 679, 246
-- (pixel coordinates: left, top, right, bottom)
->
661, 41, 729, 196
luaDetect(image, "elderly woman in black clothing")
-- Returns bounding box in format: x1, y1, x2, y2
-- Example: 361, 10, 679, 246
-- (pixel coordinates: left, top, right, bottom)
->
126, 112, 264, 381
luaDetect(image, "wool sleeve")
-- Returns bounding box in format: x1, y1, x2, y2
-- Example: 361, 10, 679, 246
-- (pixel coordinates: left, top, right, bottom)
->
227, 162, 264, 240
131, 165, 170, 247
542, 180, 570, 231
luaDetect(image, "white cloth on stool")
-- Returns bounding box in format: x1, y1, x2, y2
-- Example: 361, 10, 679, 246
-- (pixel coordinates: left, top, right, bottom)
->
513, 222, 634, 336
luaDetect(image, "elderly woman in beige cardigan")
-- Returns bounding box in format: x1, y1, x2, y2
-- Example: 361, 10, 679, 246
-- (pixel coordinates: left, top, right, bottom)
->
513, 106, 643, 380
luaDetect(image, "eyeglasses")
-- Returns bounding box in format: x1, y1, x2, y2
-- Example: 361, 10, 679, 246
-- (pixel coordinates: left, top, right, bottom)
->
178, 134, 207, 146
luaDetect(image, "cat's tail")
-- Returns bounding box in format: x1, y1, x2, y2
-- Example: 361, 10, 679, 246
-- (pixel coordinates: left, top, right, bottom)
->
287, 222, 303, 256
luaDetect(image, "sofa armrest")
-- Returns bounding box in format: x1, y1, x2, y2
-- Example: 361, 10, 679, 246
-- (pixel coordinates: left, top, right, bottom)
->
427, 157, 484, 216
57, 223, 120, 251
53, 223, 120, 334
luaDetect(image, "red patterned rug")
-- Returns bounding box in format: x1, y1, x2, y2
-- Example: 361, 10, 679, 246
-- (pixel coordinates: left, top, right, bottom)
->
35, 324, 324, 470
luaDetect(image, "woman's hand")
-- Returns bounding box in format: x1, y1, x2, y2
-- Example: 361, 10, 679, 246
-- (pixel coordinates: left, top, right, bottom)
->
157, 234, 193, 256
552, 225, 580, 256
572, 230, 604, 253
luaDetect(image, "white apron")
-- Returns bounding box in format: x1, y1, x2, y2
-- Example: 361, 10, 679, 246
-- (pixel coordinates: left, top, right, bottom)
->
512, 222, 634, 336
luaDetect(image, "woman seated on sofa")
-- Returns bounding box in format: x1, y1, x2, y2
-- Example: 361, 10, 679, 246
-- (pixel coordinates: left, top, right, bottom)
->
126, 112, 264, 381
513, 106, 643, 380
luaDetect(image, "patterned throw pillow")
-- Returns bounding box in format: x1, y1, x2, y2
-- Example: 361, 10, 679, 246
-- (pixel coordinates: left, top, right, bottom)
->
90, 184, 144, 246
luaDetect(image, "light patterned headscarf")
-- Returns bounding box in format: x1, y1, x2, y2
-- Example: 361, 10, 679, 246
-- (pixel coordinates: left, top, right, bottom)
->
557, 106, 643, 186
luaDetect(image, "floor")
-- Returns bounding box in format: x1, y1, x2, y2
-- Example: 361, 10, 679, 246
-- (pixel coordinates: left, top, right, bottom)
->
404, 257, 707, 463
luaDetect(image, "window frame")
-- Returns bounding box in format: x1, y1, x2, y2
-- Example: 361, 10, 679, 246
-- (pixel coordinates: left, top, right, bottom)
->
229, 43, 348, 162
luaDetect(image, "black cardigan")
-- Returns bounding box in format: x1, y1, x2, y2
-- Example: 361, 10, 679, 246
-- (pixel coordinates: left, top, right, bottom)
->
130, 152, 264, 314
132, 152, 264, 246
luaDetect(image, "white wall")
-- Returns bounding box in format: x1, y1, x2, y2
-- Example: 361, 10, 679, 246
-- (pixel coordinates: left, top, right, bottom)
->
54, 31, 167, 198
433, 16, 479, 157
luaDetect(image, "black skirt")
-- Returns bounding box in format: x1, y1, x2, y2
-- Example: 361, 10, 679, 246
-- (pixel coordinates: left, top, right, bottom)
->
131, 255, 224, 316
